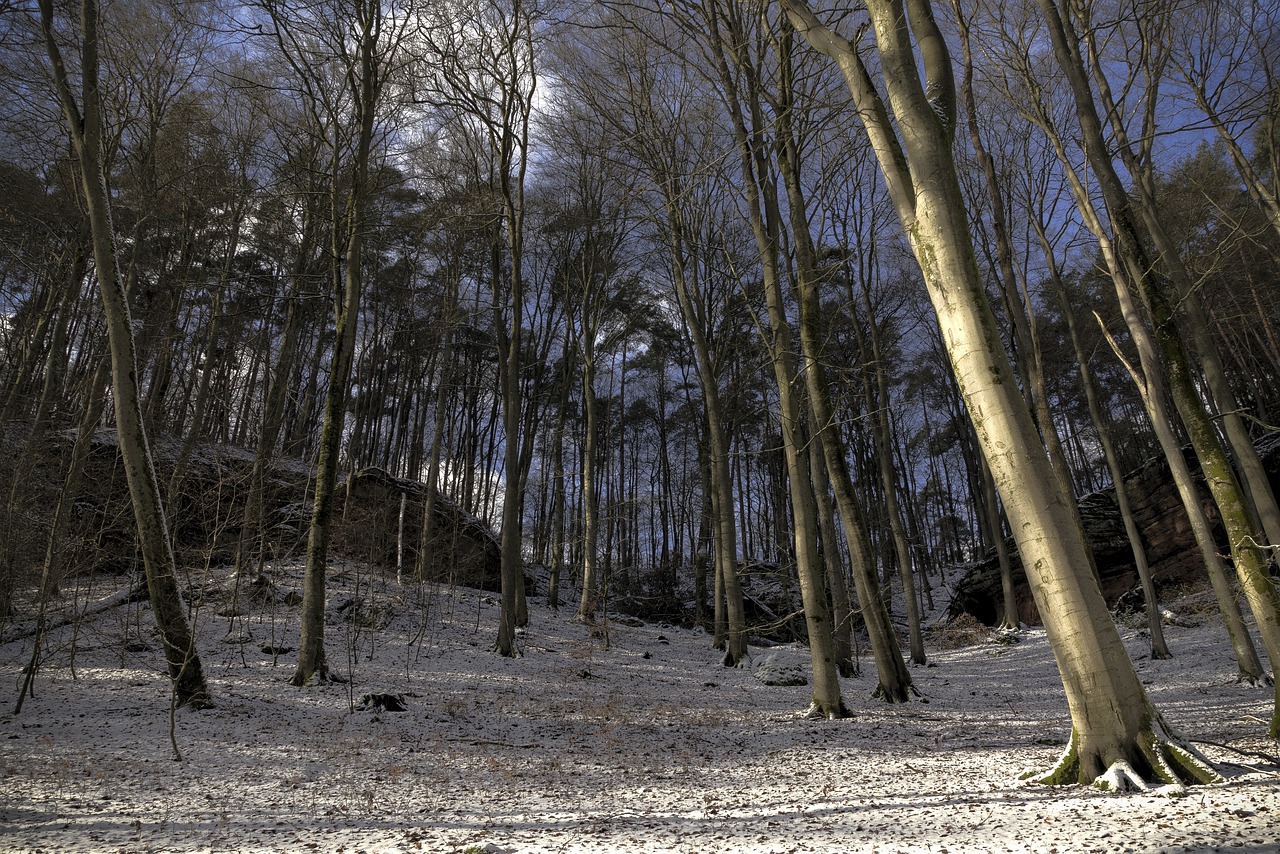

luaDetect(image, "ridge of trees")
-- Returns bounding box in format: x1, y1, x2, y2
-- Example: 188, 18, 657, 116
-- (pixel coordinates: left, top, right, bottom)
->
3, 0, 1279, 787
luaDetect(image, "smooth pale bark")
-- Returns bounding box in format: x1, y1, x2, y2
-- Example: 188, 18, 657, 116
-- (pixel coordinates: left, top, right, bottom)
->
952, 0, 1077, 503
1037, 0, 1280, 735
749, 200, 847, 715
783, 0, 1219, 784
39, 0, 210, 709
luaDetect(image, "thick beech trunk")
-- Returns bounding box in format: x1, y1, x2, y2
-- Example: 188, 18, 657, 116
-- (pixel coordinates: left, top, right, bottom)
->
784, 0, 1219, 783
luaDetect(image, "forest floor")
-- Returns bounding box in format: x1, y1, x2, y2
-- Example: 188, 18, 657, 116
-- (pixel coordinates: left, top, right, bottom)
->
1, 561, 1278, 853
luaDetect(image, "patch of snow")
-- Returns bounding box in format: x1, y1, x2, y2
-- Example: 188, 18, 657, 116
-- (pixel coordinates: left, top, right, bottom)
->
1, 562, 1277, 853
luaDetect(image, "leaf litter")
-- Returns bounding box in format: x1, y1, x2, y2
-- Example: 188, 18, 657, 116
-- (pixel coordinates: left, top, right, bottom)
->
1, 559, 1277, 853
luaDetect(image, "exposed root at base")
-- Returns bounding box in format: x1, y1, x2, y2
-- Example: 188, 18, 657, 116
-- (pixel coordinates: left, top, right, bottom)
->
802, 700, 852, 720
1093, 761, 1186, 797
1023, 720, 1223, 789
290, 668, 346, 688
1234, 672, 1275, 688
871, 681, 921, 704
178, 691, 215, 711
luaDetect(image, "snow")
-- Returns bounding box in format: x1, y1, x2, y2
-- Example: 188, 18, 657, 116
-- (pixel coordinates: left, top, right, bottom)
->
2, 561, 1277, 853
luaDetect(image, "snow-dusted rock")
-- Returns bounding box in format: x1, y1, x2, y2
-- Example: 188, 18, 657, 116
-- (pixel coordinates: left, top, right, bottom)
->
753, 650, 808, 686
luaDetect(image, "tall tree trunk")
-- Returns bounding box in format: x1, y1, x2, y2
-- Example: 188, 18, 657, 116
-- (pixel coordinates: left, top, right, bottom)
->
698, 0, 845, 714
39, 0, 210, 709
807, 427, 856, 676
978, 454, 1019, 629
578, 351, 602, 621
664, 207, 748, 665
1012, 60, 1265, 682
292, 6, 383, 686
1035, 226, 1172, 660
415, 337, 453, 583
864, 315, 927, 665
784, 0, 1220, 784
170, 205, 244, 491
1037, 0, 1280, 734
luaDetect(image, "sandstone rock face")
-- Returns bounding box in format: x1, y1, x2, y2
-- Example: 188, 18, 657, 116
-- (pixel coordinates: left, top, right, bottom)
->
949, 438, 1279, 626
35, 431, 502, 591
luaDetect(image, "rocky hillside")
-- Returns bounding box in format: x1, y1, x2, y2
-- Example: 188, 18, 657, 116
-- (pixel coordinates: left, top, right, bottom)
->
949, 436, 1280, 625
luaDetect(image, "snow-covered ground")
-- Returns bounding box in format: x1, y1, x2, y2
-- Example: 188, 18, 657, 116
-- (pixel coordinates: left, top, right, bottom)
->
1, 562, 1277, 853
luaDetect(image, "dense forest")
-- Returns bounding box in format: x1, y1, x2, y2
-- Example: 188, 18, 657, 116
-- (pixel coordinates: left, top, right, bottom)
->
2, 0, 1280, 795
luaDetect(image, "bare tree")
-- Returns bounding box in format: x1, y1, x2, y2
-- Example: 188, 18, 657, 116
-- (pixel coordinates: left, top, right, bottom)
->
250, 0, 413, 685
1034, 0, 1280, 736
782, 0, 1219, 785
36, 0, 210, 708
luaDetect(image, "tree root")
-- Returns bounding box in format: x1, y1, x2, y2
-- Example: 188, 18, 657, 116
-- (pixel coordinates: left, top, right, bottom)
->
290, 667, 346, 687
1026, 719, 1223, 789
871, 681, 921, 704
803, 700, 851, 720
1235, 671, 1275, 688
1191, 738, 1280, 773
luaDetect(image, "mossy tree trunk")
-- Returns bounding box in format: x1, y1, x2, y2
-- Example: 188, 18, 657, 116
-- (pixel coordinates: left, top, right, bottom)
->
783, 0, 1218, 783
1076, 12, 1280, 556
1036, 0, 1280, 734
1000, 43, 1265, 681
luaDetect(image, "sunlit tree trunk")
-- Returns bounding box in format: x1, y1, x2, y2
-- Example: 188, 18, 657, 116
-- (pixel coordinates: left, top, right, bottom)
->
784, 0, 1221, 784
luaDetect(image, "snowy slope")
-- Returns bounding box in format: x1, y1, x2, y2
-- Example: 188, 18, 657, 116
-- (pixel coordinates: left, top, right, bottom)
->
1, 561, 1276, 853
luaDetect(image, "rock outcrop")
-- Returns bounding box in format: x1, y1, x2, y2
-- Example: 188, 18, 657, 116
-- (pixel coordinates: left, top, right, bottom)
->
949, 436, 1280, 625
17, 428, 502, 591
